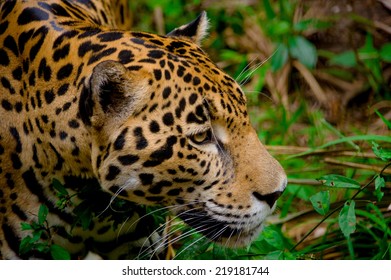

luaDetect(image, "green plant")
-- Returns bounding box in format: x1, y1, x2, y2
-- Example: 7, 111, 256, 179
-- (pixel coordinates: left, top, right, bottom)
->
19, 205, 71, 260
328, 33, 391, 96
289, 113, 391, 259
261, 0, 330, 71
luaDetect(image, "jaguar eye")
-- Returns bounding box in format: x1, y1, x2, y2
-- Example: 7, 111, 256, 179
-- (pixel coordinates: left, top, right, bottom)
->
190, 130, 212, 145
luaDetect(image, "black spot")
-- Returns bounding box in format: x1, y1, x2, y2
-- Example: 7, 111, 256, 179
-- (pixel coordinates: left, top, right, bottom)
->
139, 173, 154, 185
164, 70, 171, 80
68, 119, 80, 128
97, 225, 111, 235
184, 73, 192, 83
162, 112, 174, 126
29, 26, 48, 62
186, 112, 204, 124
58, 83, 69, 96
11, 204, 27, 220
9, 127, 22, 153
193, 180, 205, 186
167, 188, 182, 196
12, 66, 23, 81
162, 87, 171, 99
29, 71, 36, 86
62, 102, 72, 111
18, 29, 34, 55
38, 58, 52, 81
114, 128, 128, 150
189, 93, 198, 105
10, 192, 17, 200
17, 7, 49, 25
118, 154, 139, 166
148, 103, 158, 113
15, 102, 23, 113
133, 190, 145, 197
149, 120, 160, 133
52, 30, 79, 49
177, 65, 185, 77
44, 89, 55, 104
145, 196, 164, 202
133, 127, 148, 150
88, 47, 116, 65
57, 63, 73, 80
78, 27, 102, 39
1, 99, 12, 111
105, 165, 121, 181
1, 77, 15, 94
78, 41, 105, 57
59, 131, 68, 140
149, 180, 172, 194
49, 143, 65, 170
118, 50, 134, 64
97, 32, 123, 42
53, 43, 70, 61
0, 20, 9, 36
4, 35, 19, 56
0, 49, 10, 66
40, 2, 71, 17
175, 98, 186, 118
193, 76, 201, 86
41, 115, 49, 123
143, 136, 177, 167
11, 153, 22, 169
35, 118, 44, 134
153, 69, 162, 80
148, 50, 165, 59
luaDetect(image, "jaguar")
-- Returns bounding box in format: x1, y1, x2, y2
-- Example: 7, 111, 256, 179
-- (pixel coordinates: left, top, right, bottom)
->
0, 0, 287, 259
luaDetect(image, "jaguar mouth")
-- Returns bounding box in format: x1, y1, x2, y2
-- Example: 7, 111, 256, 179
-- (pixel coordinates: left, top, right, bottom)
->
177, 210, 262, 247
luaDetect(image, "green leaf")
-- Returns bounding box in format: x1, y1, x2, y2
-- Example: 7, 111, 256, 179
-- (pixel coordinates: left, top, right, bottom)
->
358, 34, 378, 60
372, 142, 391, 161
262, 226, 285, 250
293, 19, 332, 32
19, 236, 34, 255
73, 201, 93, 230
20, 222, 33, 231
288, 35, 317, 68
50, 244, 71, 260
271, 43, 288, 71
310, 191, 330, 215
339, 200, 356, 238
38, 204, 49, 225
52, 178, 68, 196
329, 50, 357, 67
262, 0, 276, 20
375, 175, 385, 201
318, 174, 360, 189
380, 43, 391, 62
375, 110, 391, 130
267, 20, 290, 35
288, 134, 391, 159
34, 242, 49, 253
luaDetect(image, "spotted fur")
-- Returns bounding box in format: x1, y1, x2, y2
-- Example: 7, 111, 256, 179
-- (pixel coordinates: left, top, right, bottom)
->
0, 0, 286, 259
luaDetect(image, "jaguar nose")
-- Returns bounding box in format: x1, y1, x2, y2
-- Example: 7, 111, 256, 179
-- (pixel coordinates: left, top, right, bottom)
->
252, 178, 287, 208
253, 191, 283, 208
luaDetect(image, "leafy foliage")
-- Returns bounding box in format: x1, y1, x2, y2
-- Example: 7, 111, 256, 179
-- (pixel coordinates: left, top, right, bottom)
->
20, 205, 71, 260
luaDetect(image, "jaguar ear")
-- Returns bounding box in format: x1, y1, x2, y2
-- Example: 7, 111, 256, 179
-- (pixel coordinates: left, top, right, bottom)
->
166, 11, 209, 45
80, 60, 148, 127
